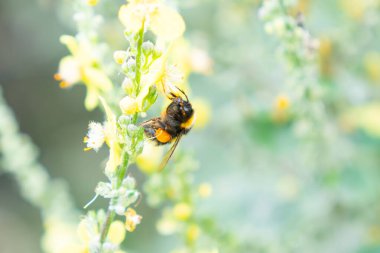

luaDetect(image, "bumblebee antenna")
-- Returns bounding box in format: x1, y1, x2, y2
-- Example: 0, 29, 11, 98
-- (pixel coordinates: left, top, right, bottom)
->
176, 87, 189, 102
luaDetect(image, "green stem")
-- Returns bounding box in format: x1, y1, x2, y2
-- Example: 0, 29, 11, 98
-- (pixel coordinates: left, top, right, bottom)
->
99, 153, 129, 248
135, 20, 145, 94
99, 19, 145, 251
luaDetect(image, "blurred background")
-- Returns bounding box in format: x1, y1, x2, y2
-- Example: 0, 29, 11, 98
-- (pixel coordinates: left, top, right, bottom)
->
1, 0, 380, 252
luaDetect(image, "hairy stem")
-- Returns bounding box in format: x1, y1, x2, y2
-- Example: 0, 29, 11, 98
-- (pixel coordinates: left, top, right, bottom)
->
99, 152, 129, 247
135, 21, 145, 94
99, 21, 145, 249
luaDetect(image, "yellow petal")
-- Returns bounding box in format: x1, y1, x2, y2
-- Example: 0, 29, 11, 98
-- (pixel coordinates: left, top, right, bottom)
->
108, 221, 126, 245
141, 51, 169, 88
118, 4, 145, 33
99, 96, 116, 127
150, 5, 185, 41
364, 52, 380, 82
138, 50, 171, 108
274, 94, 290, 111
77, 220, 90, 243
58, 56, 81, 86
136, 141, 164, 174
173, 202, 192, 221
84, 87, 99, 111
125, 208, 142, 232
156, 216, 179, 235
341, 103, 380, 137
191, 98, 211, 129
186, 224, 200, 244
99, 97, 122, 174
86, 0, 98, 6
198, 183, 212, 198
82, 67, 113, 92
105, 141, 122, 175
60, 35, 80, 57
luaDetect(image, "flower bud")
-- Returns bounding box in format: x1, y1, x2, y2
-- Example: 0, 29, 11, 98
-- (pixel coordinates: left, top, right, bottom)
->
119, 96, 139, 115
142, 41, 154, 54
113, 50, 128, 65
122, 77, 134, 94
123, 176, 136, 189
108, 221, 126, 244
126, 58, 136, 69
118, 115, 131, 127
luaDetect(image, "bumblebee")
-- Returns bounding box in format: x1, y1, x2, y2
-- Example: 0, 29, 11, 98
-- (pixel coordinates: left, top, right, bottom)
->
141, 88, 195, 170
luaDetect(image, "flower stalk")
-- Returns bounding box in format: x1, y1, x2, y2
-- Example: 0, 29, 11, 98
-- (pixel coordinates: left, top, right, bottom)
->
100, 152, 129, 246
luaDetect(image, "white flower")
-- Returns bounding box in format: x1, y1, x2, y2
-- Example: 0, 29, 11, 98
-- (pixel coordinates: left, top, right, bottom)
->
84, 122, 105, 151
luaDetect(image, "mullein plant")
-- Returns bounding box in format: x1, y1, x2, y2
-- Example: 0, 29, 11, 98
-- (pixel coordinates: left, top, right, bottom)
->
56, 0, 213, 252
258, 0, 346, 168
259, 0, 321, 126
0, 88, 81, 253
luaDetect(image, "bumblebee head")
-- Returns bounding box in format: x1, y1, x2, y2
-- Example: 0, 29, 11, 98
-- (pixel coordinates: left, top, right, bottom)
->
170, 96, 193, 120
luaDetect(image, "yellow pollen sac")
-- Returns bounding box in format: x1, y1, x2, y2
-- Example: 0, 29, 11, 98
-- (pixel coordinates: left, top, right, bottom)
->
59, 81, 70, 89
156, 128, 172, 143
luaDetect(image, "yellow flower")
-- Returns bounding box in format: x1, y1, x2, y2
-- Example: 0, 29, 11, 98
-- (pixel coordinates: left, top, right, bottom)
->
77, 219, 91, 244
364, 52, 380, 82
118, 0, 185, 41
319, 37, 333, 78
136, 141, 164, 173
156, 216, 179, 235
368, 226, 380, 243
339, 0, 378, 20
198, 183, 212, 198
341, 103, 380, 137
99, 97, 122, 175
125, 208, 143, 232
55, 35, 113, 110
42, 217, 82, 253
274, 94, 290, 111
173, 202, 192, 221
139, 49, 188, 107
170, 39, 213, 79
290, 0, 310, 15
191, 98, 211, 129
86, 0, 98, 6
108, 220, 126, 245
186, 224, 200, 244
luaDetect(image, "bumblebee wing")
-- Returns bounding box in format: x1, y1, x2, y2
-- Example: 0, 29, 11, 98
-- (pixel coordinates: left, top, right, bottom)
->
158, 133, 183, 171
140, 117, 161, 127
140, 117, 163, 139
